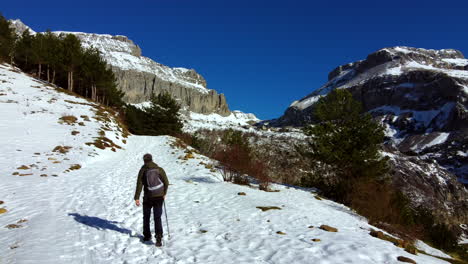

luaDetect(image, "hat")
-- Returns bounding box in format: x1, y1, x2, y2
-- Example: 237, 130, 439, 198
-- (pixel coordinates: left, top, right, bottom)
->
143, 153, 152, 162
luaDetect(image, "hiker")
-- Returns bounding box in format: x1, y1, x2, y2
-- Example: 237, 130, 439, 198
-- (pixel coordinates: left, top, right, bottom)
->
134, 153, 169, 247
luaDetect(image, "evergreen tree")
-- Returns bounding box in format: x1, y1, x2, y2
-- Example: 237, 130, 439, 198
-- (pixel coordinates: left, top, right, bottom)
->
303, 89, 389, 202
61, 34, 82, 92
143, 92, 183, 135
0, 14, 15, 63
14, 29, 35, 70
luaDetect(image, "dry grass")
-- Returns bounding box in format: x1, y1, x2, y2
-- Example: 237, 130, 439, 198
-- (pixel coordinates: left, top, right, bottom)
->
68, 164, 81, 171
71, 130, 80, 136
52, 145, 72, 154
86, 136, 122, 151
58, 115, 78, 125
16, 165, 30, 170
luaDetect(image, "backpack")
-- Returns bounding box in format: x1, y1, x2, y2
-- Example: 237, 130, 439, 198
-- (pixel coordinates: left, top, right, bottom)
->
146, 168, 164, 196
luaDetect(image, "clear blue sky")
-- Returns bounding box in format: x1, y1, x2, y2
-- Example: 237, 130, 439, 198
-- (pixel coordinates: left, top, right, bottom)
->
2, 0, 468, 119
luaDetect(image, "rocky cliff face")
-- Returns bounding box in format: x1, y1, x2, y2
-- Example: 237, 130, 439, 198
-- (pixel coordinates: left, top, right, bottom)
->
60, 31, 230, 116
9, 19, 231, 116
272, 46, 468, 227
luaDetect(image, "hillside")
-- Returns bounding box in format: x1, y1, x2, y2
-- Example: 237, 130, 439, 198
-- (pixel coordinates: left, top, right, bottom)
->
268, 46, 468, 228
0, 64, 456, 263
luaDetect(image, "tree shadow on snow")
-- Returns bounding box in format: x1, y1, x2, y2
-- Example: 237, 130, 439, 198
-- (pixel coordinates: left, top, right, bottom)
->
68, 213, 138, 237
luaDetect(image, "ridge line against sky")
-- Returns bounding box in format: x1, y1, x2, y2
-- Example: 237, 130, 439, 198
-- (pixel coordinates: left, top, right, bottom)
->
2, 0, 468, 119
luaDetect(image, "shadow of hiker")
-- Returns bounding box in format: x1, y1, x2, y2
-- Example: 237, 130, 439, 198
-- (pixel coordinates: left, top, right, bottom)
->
68, 213, 137, 237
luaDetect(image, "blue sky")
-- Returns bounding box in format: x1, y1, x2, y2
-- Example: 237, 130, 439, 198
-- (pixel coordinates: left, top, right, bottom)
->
2, 0, 468, 119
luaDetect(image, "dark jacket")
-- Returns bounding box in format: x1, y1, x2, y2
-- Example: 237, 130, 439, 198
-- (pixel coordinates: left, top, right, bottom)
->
134, 161, 169, 200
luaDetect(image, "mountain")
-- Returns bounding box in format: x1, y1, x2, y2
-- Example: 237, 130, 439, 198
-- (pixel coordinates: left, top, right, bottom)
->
0, 63, 453, 264
270, 46, 468, 226
9, 19, 231, 116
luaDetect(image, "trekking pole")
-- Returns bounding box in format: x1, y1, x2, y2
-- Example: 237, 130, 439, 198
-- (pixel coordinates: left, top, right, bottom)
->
164, 201, 170, 240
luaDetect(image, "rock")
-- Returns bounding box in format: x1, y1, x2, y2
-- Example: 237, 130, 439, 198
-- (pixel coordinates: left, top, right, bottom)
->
5, 224, 21, 229
238, 192, 246, 196
397, 256, 416, 263
319, 225, 338, 232
256, 206, 281, 212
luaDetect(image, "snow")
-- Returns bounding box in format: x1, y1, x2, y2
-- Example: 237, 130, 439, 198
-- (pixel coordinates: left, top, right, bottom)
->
442, 58, 468, 66
183, 111, 259, 132
290, 95, 322, 110
370, 103, 454, 128
0, 64, 450, 263
415, 240, 452, 259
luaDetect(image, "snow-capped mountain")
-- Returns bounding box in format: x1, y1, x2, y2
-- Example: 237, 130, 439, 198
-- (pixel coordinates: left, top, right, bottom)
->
0, 63, 453, 264
271, 46, 468, 227
9, 19, 231, 116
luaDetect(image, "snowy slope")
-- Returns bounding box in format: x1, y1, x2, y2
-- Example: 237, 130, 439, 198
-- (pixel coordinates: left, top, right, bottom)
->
0, 65, 451, 263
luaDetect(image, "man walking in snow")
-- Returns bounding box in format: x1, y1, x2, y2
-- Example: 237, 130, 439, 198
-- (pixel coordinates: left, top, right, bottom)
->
134, 153, 169, 247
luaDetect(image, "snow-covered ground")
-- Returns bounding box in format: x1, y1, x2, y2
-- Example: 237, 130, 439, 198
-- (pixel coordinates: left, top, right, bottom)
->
0, 64, 452, 263
182, 111, 259, 133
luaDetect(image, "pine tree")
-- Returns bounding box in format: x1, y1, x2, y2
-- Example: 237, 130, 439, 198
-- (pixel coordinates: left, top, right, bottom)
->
0, 14, 16, 63
303, 89, 389, 202
143, 92, 183, 135
14, 29, 35, 70
61, 34, 82, 92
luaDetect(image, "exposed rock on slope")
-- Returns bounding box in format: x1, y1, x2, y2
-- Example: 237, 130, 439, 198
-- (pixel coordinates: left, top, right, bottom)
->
272, 46, 468, 226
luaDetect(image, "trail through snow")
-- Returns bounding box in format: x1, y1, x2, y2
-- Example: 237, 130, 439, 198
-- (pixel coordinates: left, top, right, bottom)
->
1, 136, 449, 264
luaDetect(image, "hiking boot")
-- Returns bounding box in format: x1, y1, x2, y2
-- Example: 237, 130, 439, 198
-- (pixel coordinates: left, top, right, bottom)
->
155, 235, 162, 247
143, 236, 151, 242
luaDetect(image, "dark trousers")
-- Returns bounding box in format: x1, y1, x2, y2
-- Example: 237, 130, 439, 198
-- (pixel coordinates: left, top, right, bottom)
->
143, 197, 164, 238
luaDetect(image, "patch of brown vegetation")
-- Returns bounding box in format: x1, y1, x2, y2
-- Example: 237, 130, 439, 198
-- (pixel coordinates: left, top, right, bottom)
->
17, 219, 28, 224
80, 115, 91, 121
276, 231, 286, 235
86, 136, 122, 151
64, 100, 95, 107
314, 195, 323, 200
369, 229, 417, 255
238, 192, 246, 196
59, 115, 77, 125
16, 165, 30, 170
68, 164, 81, 171
0, 201, 3, 205
52, 145, 72, 154
40, 174, 47, 177
78, 122, 85, 126
319, 225, 338, 232
0, 208, 7, 214
256, 206, 281, 212
12, 172, 19, 175
19, 173, 33, 176
5, 224, 21, 229
52, 161, 61, 164
311, 238, 321, 242
199, 229, 208, 233
308, 225, 314, 229
71, 130, 80, 135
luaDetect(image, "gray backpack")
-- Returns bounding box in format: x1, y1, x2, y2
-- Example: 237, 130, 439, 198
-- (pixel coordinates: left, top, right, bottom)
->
146, 168, 164, 196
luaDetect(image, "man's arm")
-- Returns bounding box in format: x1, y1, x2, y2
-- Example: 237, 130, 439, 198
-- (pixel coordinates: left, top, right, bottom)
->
159, 167, 169, 196
134, 166, 145, 201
